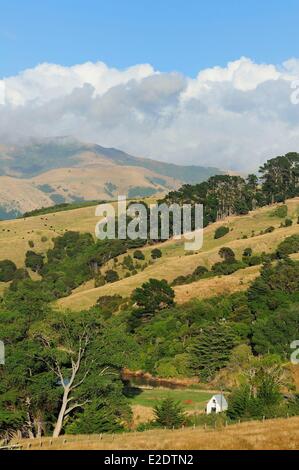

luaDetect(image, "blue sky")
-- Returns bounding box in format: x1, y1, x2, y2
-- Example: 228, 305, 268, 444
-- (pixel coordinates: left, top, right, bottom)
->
1, 0, 299, 77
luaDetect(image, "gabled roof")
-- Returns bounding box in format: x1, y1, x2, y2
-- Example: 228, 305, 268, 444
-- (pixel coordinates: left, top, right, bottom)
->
209, 394, 227, 405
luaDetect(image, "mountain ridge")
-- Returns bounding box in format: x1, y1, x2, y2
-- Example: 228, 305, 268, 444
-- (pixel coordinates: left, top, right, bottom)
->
0, 137, 224, 218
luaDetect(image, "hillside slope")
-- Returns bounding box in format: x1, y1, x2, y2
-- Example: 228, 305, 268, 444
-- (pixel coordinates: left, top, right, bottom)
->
14, 416, 299, 450
1, 196, 298, 308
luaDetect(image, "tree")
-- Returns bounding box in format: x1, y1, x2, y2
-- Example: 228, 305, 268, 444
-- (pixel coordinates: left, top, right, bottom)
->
154, 398, 186, 429
227, 356, 286, 420
30, 311, 130, 437
25, 251, 44, 273
0, 260, 17, 282
189, 325, 236, 381
151, 248, 162, 259
131, 279, 175, 321
219, 247, 236, 263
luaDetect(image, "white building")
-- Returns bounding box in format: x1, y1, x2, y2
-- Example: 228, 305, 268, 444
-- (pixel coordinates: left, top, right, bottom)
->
206, 394, 228, 414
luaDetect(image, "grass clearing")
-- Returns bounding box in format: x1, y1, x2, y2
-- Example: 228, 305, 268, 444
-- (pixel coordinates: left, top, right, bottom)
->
128, 388, 213, 412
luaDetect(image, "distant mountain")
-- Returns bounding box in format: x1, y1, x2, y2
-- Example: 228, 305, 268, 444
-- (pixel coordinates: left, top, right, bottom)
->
0, 137, 224, 218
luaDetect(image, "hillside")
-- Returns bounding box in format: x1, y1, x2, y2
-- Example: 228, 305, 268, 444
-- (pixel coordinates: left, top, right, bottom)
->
55, 197, 299, 311
14, 416, 299, 450
1, 195, 298, 308
0, 137, 222, 217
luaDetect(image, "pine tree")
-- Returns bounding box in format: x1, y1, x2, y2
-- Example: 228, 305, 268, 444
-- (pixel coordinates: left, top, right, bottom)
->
154, 398, 186, 429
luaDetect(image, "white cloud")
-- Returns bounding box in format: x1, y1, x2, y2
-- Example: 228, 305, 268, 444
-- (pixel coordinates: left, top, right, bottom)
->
1, 57, 299, 172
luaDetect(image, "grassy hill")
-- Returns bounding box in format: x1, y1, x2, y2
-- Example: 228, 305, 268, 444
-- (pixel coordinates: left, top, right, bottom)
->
55, 197, 299, 311
0, 196, 298, 307
13, 416, 299, 450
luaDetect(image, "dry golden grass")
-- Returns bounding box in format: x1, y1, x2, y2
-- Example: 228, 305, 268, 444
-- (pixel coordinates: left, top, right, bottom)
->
1, 197, 299, 307
57, 221, 299, 311
15, 416, 299, 450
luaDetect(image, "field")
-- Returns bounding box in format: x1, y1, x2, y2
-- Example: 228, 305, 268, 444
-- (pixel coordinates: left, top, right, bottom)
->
13, 416, 299, 450
129, 387, 213, 427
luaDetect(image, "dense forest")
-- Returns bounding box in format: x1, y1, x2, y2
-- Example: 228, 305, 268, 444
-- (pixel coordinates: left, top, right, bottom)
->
0, 152, 299, 439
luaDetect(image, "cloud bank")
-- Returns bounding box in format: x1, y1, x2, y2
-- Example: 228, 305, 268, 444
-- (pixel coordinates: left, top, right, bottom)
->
1, 57, 299, 171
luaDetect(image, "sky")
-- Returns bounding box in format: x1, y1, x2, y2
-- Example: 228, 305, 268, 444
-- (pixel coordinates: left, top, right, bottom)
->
1, 0, 299, 171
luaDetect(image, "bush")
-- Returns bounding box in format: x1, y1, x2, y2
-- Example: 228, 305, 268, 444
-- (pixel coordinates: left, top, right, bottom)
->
271, 205, 288, 218
283, 218, 293, 227
151, 248, 162, 259
133, 250, 145, 260
94, 274, 106, 287
276, 234, 299, 258
122, 255, 135, 271
41, 236, 48, 243
104, 270, 119, 283
193, 266, 209, 277
28, 240, 35, 248
214, 226, 229, 239
0, 259, 17, 282
264, 226, 275, 234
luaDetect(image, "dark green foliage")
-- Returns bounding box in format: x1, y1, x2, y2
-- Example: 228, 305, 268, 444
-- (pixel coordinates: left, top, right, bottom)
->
133, 250, 145, 260
270, 204, 288, 218
25, 251, 44, 273
131, 279, 175, 325
193, 266, 209, 277
219, 247, 236, 263
154, 398, 186, 429
228, 358, 284, 420
276, 234, 299, 258
214, 226, 229, 239
105, 270, 119, 283
96, 295, 123, 318
172, 265, 210, 286
0, 259, 17, 282
122, 255, 135, 271
283, 218, 293, 227
248, 259, 299, 317
252, 302, 299, 356
151, 248, 162, 259
264, 226, 275, 233
189, 325, 237, 381
243, 247, 253, 259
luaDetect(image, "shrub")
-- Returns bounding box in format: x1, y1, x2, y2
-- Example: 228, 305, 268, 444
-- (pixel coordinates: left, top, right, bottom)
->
94, 274, 106, 287
104, 270, 119, 283
151, 248, 162, 259
214, 226, 229, 239
122, 255, 135, 271
133, 250, 145, 260
219, 247, 236, 263
0, 259, 17, 282
276, 234, 299, 258
283, 218, 293, 227
193, 266, 209, 277
41, 236, 48, 243
264, 226, 275, 234
28, 240, 35, 248
248, 255, 262, 266
271, 205, 288, 219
